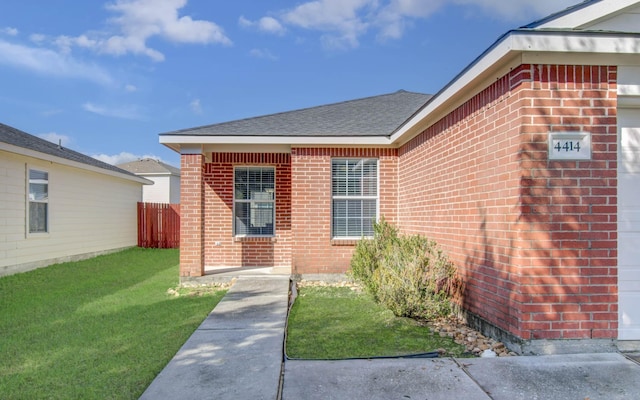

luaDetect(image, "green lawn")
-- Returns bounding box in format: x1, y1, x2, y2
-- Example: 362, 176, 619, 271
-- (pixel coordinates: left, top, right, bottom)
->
286, 286, 466, 359
0, 248, 226, 400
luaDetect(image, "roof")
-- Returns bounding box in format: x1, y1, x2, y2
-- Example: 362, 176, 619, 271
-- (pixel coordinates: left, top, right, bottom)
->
0, 122, 146, 182
160, 90, 432, 138
118, 158, 180, 175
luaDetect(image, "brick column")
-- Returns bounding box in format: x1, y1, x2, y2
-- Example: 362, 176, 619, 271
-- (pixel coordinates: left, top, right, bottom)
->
180, 153, 205, 277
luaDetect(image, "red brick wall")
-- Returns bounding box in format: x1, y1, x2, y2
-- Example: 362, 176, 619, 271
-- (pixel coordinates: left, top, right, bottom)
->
180, 154, 205, 277
203, 153, 292, 268
291, 147, 398, 274
398, 64, 618, 342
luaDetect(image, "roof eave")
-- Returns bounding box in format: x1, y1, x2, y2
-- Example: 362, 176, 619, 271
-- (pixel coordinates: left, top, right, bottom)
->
160, 134, 394, 152
390, 29, 640, 146
0, 141, 153, 185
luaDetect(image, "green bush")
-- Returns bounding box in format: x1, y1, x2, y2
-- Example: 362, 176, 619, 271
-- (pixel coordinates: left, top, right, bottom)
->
349, 218, 463, 321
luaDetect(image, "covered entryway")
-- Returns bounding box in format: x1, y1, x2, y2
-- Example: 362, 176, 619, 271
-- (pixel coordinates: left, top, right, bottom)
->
619, 106, 640, 342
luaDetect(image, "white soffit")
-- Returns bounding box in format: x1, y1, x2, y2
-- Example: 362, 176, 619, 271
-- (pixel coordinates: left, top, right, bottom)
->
162, 135, 393, 149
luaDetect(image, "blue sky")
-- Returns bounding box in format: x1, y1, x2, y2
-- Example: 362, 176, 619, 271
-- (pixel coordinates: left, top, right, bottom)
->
0, 0, 577, 167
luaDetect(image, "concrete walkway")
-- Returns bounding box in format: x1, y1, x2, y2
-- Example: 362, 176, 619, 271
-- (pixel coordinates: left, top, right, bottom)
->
140, 275, 290, 400
141, 275, 640, 400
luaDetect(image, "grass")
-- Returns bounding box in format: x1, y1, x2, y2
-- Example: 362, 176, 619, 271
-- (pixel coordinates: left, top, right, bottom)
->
286, 286, 466, 359
0, 248, 226, 400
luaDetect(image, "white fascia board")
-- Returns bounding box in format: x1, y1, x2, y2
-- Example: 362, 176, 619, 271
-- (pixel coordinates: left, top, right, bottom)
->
534, 0, 640, 29
0, 142, 152, 185
161, 134, 393, 147
390, 31, 640, 146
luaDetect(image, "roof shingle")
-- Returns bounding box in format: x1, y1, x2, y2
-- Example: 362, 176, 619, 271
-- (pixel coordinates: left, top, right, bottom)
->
0, 122, 138, 178
118, 158, 180, 175
160, 90, 432, 138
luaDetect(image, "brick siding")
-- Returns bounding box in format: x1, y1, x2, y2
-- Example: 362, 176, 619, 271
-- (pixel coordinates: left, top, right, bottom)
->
179, 154, 205, 277
202, 153, 292, 268
397, 64, 618, 341
290, 147, 398, 274
177, 64, 619, 345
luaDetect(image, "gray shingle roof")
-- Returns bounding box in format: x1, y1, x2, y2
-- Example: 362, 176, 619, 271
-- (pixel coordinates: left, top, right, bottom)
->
118, 158, 180, 175
0, 122, 138, 178
161, 90, 432, 137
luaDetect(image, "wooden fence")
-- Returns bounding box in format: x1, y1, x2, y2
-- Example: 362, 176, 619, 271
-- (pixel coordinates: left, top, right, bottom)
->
137, 202, 180, 248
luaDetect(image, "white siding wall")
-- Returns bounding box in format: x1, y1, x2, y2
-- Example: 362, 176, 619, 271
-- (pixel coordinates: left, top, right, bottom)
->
142, 175, 169, 203
141, 174, 180, 204
169, 174, 181, 204
0, 151, 142, 276
618, 65, 640, 341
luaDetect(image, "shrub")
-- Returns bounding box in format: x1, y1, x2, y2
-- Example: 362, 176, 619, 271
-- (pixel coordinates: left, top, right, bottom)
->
349, 218, 463, 320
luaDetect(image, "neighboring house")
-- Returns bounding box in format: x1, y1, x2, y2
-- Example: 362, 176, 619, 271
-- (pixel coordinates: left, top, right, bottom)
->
160, 0, 640, 354
0, 123, 150, 277
118, 158, 181, 204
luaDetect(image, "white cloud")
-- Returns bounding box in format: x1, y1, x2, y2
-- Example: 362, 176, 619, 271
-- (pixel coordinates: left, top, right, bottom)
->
239, 16, 286, 35
375, 0, 445, 40
453, 0, 576, 21
125, 83, 138, 92
42, 109, 64, 117
2, 27, 18, 36
29, 33, 46, 43
255, 0, 577, 48
0, 40, 114, 85
82, 102, 144, 120
249, 48, 278, 61
38, 132, 73, 147
55, 0, 233, 62
282, 0, 374, 49
92, 151, 164, 165
189, 98, 202, 114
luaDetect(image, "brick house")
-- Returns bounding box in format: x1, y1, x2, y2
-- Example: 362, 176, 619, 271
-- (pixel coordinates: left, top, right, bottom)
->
160, 0, 640, 354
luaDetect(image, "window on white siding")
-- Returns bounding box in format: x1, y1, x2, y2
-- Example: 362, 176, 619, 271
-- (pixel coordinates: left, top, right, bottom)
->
28, 169, 49, 234
234, 167, 275, 236
331, 158, 378, 238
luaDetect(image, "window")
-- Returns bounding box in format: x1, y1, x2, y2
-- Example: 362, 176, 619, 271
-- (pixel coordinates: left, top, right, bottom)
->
331, 158, 378, 238
28, 169, 49, 234
234, 167, 275, 236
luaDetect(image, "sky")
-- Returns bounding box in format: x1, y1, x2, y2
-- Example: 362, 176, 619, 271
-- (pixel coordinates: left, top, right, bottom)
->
0, 0, 578, 168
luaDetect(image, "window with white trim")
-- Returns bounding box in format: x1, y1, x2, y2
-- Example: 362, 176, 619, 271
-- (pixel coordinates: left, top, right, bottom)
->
28, 169, 49, 234
234, 167, 275, 236
331, 158, 378, 238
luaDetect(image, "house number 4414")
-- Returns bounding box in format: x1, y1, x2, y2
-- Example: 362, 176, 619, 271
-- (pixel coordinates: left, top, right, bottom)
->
548, 132, 591, 160
554, 140, 581, 153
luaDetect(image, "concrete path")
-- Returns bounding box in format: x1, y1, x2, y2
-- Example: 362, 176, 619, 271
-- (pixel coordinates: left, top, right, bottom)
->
140, 275, 290, 400
283, 353, 640, 400
141, 275, 640, 399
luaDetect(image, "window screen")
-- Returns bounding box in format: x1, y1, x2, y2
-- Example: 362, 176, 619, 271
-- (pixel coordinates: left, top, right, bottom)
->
234, 167, 275, 236
331, 159, 378, 238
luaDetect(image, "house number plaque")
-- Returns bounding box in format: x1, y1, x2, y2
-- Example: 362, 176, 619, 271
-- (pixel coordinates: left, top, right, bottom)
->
548, 132, 591, 160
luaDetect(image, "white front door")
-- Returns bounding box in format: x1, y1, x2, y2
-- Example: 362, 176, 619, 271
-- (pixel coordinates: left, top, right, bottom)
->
619, 107, 640, 341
